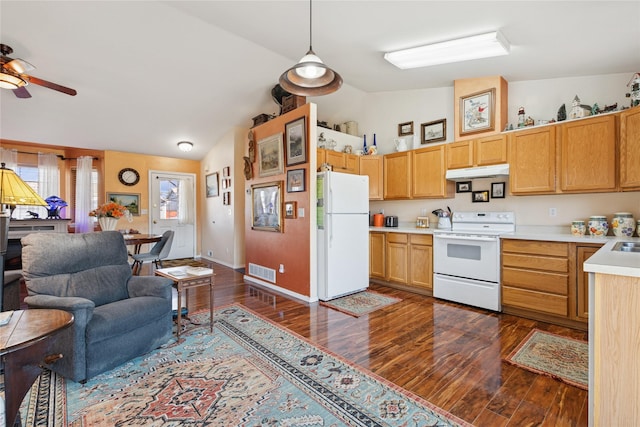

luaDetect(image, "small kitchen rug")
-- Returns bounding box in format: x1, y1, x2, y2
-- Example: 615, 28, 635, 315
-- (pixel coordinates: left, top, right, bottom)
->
505, 329, 588, 390
320, 290, 402, 317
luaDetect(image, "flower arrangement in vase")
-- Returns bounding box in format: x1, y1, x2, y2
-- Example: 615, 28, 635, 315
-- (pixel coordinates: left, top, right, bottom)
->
89, 202, 132, 231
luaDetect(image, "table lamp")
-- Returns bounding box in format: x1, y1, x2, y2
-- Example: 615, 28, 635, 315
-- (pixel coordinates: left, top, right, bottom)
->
0, 163, 48, 311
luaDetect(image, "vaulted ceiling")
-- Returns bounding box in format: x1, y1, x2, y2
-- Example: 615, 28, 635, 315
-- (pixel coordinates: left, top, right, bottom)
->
1, 1, 638, 160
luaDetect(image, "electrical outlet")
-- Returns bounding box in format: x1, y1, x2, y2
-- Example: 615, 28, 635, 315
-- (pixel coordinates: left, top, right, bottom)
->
207, 250, 213, 257
549, 207, 557, 217
279, 264, 285, 273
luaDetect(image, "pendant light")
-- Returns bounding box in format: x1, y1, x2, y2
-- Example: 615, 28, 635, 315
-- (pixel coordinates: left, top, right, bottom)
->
279, 0, 342, 96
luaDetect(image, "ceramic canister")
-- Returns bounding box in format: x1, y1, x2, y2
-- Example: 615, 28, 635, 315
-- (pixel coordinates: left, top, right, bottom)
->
611, 212, 636, 237
637, 219, 640, 237
588, 215, 609, 237
571, 220, 586, 237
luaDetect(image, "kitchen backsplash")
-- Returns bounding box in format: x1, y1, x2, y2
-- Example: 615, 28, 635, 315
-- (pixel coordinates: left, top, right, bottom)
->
369, 178, 640, 229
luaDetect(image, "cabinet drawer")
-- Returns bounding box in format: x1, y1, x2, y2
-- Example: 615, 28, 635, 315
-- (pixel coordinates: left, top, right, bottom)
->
410, 234, 433, 245
503, 267, 568, 295
502, 240, 568, 257
503, 286, 568, 316
502, 253, 568, 273
387, 233, 408, 244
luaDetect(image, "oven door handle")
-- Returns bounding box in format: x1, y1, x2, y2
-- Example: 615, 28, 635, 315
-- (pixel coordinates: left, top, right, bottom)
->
435, 235, 498, 242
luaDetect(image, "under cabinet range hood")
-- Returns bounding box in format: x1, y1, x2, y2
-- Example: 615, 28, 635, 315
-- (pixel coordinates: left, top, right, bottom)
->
445, 163, 510, 181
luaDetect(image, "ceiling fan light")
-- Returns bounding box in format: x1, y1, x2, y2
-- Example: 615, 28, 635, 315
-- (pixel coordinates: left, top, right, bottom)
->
0, 70, 26, 90
177, 141, 193, 152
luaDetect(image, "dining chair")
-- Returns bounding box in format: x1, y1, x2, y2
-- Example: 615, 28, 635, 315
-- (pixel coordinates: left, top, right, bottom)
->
131, 230, 174, 275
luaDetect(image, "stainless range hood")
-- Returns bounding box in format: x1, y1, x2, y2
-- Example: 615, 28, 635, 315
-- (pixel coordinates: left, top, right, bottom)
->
445, 163, 510, 181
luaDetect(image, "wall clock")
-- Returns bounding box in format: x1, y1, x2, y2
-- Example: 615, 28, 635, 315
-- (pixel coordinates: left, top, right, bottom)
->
118, 168, 140, 186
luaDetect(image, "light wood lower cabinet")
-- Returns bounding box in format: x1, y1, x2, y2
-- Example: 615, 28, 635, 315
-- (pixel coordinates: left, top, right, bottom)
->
386, 233, 409, 283
369, 232, 385, 279
370, 232, 433, 294
575, 244, 601, 322
502, 240, 570, 317
409, 234, 433, 291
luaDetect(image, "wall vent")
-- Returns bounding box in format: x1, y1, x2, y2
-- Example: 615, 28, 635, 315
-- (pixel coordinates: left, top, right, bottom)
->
248, 263, 276, 283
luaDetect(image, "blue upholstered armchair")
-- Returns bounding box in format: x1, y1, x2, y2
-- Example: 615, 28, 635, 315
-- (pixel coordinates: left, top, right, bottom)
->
21, 231, 174, 383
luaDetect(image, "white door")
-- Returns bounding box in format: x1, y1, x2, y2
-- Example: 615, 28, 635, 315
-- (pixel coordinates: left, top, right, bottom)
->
149, 171, 196, 260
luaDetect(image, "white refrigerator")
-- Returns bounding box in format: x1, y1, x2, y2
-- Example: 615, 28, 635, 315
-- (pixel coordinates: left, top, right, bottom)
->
317, 171, 369, 301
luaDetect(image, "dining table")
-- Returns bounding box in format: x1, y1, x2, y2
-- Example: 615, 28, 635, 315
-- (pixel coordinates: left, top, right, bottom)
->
123, 233, 163, 254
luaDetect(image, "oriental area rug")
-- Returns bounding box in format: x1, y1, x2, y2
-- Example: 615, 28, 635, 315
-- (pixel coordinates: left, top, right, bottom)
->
505, 329, 588, 390
320, 290, 402, 317
17, 304, 467, 426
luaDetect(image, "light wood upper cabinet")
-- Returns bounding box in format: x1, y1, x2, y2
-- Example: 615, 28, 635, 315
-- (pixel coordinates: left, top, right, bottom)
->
447, 135, 507, 170
383, 151, 411, 199
412, 145, 454, 198
559, 115, 617, 192
446, 140, 474, 169
359, 156, 383, 200
620, 105, 640, 190
475, 134, 508, 166
318, 148, 359, 174
509, 125, 557, 194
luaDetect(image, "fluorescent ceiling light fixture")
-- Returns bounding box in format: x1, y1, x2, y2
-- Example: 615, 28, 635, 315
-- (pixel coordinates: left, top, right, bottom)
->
384, 31, 510, 70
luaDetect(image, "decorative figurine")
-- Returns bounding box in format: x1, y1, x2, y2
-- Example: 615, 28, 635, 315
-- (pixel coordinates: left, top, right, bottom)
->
248, 130, 255, 162
569, 95, 592, 119
557, 104, 567, 121
243, 156, 252, 180
318, 132, 326, 148
626, 72, 640, 107
26, 210, 39, 219
45, 195, 68, 219
517, 107, 525, 128
592, 103, 600, 115
525, 116, 535, 127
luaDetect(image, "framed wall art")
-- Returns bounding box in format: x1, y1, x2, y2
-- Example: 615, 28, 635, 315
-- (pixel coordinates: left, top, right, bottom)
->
284, 201, 297, 219
286, 168, 305, 193
223, 166, 230, 177
251, 181, 283, 232
285, 117, 307, 166
258, 133, 284, 177
456, 181, 472, 193
205, 172, 219, 197
491, 182, 505, 199
107, 192, 140, 215
421, 118, 446, 144
398, 121, 414, 136
472, 190, 490, 203
223, 192, 231, 205
460, 88, 495, 136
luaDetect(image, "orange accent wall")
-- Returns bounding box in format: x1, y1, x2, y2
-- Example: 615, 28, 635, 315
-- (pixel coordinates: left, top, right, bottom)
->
245, 104, 313, 298
104, 151, 201, 246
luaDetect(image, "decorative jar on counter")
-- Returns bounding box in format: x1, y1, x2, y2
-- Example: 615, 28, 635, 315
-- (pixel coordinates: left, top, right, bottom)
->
588, 216, 609, 237
611, 212, 635, 237
571, 220, 586, 236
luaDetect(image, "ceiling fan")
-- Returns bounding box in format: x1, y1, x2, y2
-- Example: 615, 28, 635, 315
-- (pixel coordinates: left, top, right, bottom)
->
0, 43, 77, 98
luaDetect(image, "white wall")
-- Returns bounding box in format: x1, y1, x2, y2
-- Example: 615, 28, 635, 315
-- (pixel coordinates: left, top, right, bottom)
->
201, 126, 247, 268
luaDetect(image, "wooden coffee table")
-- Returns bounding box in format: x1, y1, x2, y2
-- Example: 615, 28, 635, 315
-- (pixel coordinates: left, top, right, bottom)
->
155, 267, 214, 342
0, 309, 74, 427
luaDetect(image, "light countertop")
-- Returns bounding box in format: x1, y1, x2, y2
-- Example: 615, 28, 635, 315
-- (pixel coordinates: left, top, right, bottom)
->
370, 223, 640, 278
584, 239, 640, 278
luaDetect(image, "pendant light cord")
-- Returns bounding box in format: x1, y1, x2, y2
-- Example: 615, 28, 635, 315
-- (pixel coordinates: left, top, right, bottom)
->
308, 0, 313, 51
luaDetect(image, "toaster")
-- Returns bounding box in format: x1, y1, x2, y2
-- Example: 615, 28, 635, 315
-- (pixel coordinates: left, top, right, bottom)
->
385, 216, 399, 227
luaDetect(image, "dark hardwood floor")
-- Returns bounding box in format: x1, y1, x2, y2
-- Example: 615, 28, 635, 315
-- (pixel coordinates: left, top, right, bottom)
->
167, 260, 589, 427
22, 260, 588, 426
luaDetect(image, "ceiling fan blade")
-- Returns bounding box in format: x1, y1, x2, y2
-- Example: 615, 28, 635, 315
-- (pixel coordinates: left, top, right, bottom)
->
13, 86, 31, 98
26, 75, 77, 96
5, 58, 35, 74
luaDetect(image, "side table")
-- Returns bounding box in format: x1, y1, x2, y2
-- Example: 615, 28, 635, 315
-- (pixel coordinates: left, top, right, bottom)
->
0, 309, 74, 427
155, 267, 214, 342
